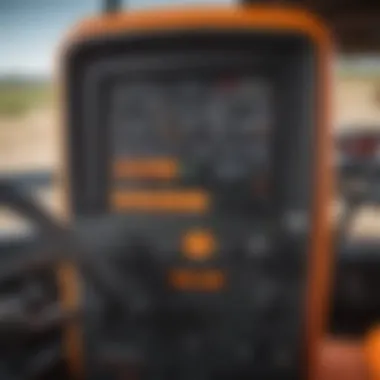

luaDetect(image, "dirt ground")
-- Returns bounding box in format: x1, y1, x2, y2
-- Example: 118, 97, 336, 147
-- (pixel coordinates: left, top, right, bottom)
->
0, 107, 58, 173
1, 77, 380, 237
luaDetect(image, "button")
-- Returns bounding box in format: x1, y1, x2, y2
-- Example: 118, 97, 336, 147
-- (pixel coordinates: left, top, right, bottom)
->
246, 234, 269, 258
282, 210, 309, 235
182, 230, 217, 261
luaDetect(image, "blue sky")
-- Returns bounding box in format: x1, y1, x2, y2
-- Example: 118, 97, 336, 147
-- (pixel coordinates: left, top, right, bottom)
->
0, 0, 231, 77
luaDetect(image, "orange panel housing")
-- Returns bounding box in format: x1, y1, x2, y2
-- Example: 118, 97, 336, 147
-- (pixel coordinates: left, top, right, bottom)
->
59, 6, 333, 379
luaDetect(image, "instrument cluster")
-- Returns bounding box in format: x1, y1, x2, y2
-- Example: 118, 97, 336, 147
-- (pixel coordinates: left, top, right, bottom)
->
111, 78, 272, 154
109, 77, 273, 214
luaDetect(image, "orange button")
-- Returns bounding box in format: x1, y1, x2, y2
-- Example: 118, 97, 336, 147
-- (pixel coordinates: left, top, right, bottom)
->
182, 229, 216, 261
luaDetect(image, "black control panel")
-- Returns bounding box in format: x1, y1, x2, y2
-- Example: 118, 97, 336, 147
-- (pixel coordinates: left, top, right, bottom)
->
64, 31, 317, 380
76, 214, 304, 380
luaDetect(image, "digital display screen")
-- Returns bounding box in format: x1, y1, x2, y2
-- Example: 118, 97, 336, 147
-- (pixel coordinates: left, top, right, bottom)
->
109, 77, 273, 213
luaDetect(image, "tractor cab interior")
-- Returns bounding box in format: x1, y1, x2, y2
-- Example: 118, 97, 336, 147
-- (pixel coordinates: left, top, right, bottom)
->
2, 0, 380, 380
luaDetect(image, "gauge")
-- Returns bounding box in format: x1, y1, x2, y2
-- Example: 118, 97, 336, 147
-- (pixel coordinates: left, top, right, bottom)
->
115, 85, 154, 135
113, 83, 172, 152
172, 80, 208, 137
227, 80, 272, 137
110, 77, 272, 185
206, 91, 229, 143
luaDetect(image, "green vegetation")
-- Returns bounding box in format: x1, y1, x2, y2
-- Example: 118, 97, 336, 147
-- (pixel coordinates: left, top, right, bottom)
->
337, 65, 380, 80
0, 80, 53, 117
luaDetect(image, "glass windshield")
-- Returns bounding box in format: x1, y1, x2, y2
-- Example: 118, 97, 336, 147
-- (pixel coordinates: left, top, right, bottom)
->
1, 0, 380, 239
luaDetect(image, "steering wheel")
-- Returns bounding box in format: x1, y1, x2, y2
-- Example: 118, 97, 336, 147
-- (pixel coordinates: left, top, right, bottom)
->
0, 180, 156, 317
0, 180, 156, 379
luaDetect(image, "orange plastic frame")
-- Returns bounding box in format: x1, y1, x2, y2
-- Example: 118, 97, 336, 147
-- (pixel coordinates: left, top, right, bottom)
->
58, 5, 333, 379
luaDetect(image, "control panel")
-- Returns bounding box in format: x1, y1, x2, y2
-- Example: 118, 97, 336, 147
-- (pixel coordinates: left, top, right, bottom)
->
61, 14, 331, 379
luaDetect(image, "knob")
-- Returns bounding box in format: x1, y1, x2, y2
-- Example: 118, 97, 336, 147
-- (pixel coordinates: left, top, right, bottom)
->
246, 233, 270, 260
254, 277, 282, 315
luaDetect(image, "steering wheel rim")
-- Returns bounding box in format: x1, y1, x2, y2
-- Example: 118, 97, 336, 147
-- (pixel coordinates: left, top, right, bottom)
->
0, 180, 151, 320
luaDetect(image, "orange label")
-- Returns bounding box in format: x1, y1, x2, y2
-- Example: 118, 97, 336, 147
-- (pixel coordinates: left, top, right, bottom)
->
168, 269, 225, 292
111, 190, 209, 213
113, 158, 178, 179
